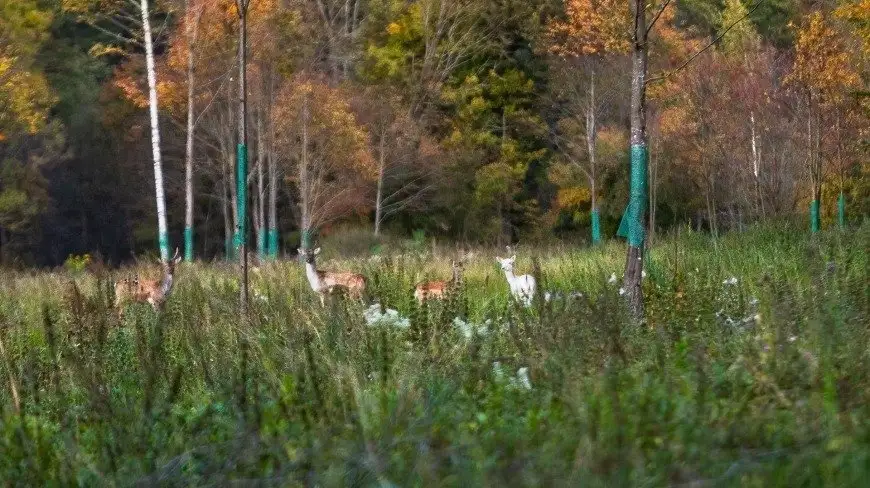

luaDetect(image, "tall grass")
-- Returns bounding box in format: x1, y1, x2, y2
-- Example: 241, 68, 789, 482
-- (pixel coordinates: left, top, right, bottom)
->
0, 224, 867, 486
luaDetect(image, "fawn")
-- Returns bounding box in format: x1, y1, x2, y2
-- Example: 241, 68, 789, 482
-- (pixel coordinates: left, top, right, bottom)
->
414, 259, 465, 304
114, 248, 182, 318
496, 254, 536, 307
298, 247, 366, 307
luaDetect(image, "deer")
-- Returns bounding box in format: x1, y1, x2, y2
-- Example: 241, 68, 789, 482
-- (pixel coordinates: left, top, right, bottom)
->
414, 259, 465, 304
114, 248, 182, 319
298, 247, 367, 307
496, 253, 536, 307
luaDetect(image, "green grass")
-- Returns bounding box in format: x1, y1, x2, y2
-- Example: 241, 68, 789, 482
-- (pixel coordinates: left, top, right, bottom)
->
0, 223, 868, 486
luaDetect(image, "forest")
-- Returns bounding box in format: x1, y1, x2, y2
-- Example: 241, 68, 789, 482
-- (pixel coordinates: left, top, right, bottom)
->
0, 0, 867, 266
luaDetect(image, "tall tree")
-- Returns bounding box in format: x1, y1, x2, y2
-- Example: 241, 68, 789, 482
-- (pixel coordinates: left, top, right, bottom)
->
786, 11, 861, 232
236, 0, 251, 312
547, 0, 630, 244
62, 0, 172, 260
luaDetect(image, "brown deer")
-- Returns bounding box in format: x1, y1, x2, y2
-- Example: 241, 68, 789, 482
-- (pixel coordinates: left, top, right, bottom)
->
298, 247, 366, 307
114, 248, 182, 318
414, 258, 466, 304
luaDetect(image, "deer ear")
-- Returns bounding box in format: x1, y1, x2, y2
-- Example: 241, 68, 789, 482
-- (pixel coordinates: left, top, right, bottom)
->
510, 255, 516, 261
297, 247, 304, 255
314, 248, 321, 255
495, 256, 502, 263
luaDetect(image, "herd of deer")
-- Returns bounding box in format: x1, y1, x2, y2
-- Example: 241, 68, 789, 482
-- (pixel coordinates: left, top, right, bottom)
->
113, 246, 540, 318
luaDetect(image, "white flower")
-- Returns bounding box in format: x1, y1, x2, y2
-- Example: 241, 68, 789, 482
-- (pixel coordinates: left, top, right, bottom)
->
514, 367, 532, 390
722, 277, 739, 286
363, 303, 410, 329
618, 287, 626, 296
607, 273, 618, 284
788, 335, 797, 343
641, 270, 647, 279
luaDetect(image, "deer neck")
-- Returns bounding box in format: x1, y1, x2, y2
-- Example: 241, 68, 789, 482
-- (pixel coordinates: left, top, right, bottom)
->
305, 261, 324, 291
160, 270, 174, 297
503, 268, 517, 285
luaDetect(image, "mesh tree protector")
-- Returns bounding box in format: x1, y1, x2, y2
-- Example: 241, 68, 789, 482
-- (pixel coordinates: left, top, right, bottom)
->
184, 227, 193, 261
268, 229, 279, 259
617, 144, 648, 247
591, 208, 602, 244
810, 199, 820, 233
235, 143, 248, 257
159, 231, 170, 263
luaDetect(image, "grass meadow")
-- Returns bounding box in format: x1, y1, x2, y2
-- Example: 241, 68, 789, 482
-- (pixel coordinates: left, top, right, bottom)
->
0, 223, 868, 486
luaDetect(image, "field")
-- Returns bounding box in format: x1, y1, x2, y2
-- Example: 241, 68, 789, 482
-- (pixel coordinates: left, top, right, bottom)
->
0, 224, 868, 486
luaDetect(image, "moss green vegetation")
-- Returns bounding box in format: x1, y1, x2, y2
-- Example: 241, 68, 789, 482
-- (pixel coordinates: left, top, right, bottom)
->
0, 224, 868, 486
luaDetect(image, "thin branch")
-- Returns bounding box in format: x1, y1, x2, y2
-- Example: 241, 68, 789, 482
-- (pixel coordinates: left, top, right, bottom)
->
646, 0, 672, 36
646, 0, 765, 85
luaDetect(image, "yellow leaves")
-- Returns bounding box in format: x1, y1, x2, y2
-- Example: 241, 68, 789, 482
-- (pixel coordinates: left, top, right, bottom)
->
835, 0, 870, 54
787, 11, 861, 105
88, 43, 127, 58
546, 0, 630, 57
556, 186, 591, 209
386, 22, 402, 36
0, 55, 54, 135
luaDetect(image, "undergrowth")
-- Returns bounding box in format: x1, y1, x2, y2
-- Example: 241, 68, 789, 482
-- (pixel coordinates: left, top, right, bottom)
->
0, 224, 868, 486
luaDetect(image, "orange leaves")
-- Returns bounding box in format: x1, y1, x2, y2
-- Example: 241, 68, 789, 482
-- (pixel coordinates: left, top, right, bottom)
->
546, 0, 630, 57
273, 76, 376, 180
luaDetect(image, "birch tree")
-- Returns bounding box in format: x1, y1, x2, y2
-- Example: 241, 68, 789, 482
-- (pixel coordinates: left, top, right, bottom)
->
62, 0, 172, 260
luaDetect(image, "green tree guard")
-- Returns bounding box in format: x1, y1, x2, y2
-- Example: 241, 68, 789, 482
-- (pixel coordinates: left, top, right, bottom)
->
236, 143, 248, 259
838, 193, 846, 229
301, 228, 313, 249
267, 228, 279, 259
225, 237, 233, 261
590, 208, 602, 245
810, 199, 820, 233
616, 145, 648, 247
159, 232, 170, 263
184, 227, 193, 262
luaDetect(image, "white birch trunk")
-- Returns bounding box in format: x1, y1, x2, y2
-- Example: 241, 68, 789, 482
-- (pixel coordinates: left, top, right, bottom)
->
141, 0, 169, 261
374, 130, 385, 236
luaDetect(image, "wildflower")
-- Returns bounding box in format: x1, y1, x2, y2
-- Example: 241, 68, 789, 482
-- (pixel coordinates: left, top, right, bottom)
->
641, 270, 647, 279
607, 273, 618, 284
363, 303, 410, 329
618, 287, 626, 296
515, 367, 532, 390
788, 335, 797, 343
722, 277, 739, 286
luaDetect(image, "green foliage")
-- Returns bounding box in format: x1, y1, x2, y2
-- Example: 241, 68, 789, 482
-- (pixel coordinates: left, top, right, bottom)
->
0, 225, 868, 483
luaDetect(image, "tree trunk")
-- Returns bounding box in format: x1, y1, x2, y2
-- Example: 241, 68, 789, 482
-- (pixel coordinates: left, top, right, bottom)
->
623, 0, 649, 320
299, 93, 312, 249
141, 0, 169, 262
256, 110, 266, 260
648, 141, 657, 246
586, 69, 601, 245
222, 170, 232, 259
267, 92, 278, 258
374, 130, 386, 236
183, 0, 201, 262
237, 0, 250, 314
750, 111, 763, 220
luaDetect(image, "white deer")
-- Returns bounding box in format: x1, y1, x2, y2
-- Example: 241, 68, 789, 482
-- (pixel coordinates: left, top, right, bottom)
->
496, 254, 536, 306
298, 247, 366, 307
